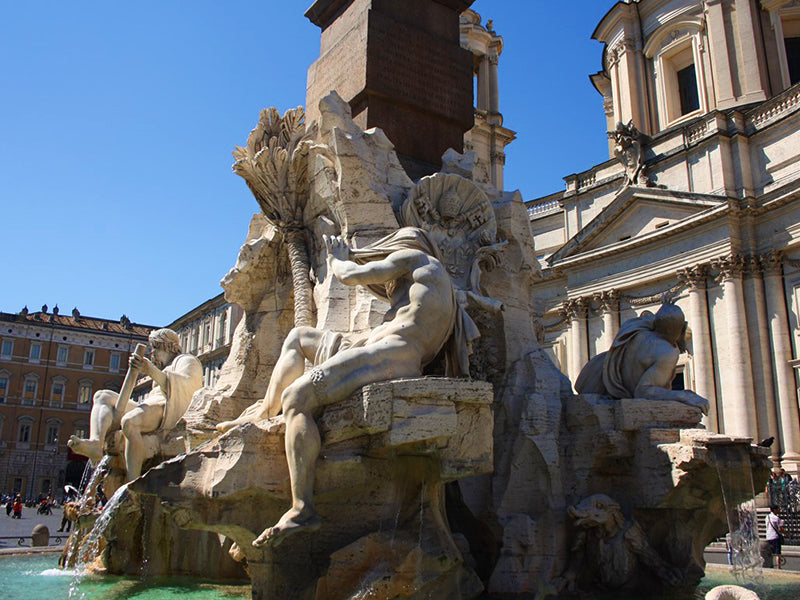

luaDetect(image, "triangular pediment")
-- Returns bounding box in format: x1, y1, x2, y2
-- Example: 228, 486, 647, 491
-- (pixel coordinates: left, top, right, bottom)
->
549, 186, 727, 264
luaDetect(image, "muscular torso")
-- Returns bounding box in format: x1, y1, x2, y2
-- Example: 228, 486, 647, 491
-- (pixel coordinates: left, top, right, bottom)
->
621, 335, 678, 393
365, 253, 455, 366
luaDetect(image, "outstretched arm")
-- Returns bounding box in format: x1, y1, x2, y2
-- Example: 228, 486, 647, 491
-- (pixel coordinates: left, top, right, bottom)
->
634, 355, 709, 415
324, 235, 422, 287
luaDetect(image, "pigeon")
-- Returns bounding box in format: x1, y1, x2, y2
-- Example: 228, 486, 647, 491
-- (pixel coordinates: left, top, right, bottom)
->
758, 437, 774, 448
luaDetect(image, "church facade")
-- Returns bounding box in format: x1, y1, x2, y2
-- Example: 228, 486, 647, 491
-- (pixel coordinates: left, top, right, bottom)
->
527, 0, 800, 473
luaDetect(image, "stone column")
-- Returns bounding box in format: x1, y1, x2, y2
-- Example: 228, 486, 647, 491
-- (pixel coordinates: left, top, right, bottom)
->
744, 256, 780, 462
563, 298, 588, 386
677, 265, 719, 432
712, 255, 758, 438
477, 55, 490, 112
762, 250, 800, 470
595, 290, 620, 351
704, 0, 736, 107
488, 53, 499, 114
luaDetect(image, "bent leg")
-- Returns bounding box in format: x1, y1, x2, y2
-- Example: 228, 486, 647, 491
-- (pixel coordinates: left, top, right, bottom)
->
217, 327, 326, 433
253, 378, 321, 548
120, 401, 164, 481
253, 340, 420, 548
67, 390, 136, 463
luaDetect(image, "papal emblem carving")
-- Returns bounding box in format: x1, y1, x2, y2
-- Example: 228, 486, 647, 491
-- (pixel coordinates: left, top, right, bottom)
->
399, 173, 502, 296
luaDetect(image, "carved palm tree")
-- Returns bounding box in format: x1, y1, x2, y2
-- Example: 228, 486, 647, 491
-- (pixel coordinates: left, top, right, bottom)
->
233, 107, 316, 327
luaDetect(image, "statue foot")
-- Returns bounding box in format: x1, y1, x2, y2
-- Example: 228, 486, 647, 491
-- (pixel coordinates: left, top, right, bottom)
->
67, 435, 103, 464
252, 508, 321, 548
216, 418, 246, 434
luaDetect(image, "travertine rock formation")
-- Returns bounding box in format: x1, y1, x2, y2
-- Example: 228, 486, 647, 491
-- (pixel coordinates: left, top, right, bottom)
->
69, 92, 770, 600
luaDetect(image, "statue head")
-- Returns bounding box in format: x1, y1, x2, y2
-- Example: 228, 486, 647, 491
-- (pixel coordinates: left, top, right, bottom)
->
653, 303, 687, 348
568, 494, 626, 538
148, 328, 182, 368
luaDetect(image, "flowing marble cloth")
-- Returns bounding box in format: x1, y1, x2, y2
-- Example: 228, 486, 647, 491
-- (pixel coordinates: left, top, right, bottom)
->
143, 353, 204, 430
348, 226, 480, 377
575, 311, 657, 398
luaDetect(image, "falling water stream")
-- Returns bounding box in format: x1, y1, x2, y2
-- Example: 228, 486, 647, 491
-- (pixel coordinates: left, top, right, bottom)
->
711, 443, 766, 597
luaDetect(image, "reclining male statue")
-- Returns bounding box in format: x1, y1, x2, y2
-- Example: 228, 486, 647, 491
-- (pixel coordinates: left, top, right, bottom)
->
216, 226, 478, 548
68, 328, 203, 481
575, 302, 709, 414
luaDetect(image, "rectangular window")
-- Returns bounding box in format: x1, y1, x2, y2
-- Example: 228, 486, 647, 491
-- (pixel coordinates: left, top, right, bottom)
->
56, 345, 69, 366
18, 423, 31, 443
109, 353, 120, 373
672, 370, 686, 391
78, 383, 92, 406
29, 343, 42, 363
1, 340, 12, 359
0, 376, 7, 402
23, 379, 37, 402
83, 349, 95, 368
677, 64, 700, 116
661, 43, 701, 124
46, 425, 58, 445
786, 36, 800, 85
51, 382, 65, 405
12, 478, 22, 493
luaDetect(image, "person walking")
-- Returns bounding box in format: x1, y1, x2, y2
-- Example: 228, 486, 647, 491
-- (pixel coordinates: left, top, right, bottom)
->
12, 495, 22, 519
766, 505, 787, 569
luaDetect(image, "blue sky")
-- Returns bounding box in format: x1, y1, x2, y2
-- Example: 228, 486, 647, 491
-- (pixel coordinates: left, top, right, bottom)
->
1, 1, 612, 326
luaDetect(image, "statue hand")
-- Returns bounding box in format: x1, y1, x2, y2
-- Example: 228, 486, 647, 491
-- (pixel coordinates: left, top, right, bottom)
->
323, 234, 350, 263
130, 354, 153, 376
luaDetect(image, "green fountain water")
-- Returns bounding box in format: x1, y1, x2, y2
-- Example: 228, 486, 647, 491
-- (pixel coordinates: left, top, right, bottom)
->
4, 554, 800, 600
0, 554, 250, 600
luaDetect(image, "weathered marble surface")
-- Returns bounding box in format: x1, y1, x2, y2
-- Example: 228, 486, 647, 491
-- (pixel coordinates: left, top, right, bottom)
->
121, 378, 493, 599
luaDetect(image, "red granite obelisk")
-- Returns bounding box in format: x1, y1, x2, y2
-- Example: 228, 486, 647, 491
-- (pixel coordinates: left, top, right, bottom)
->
305, 0, 475, 180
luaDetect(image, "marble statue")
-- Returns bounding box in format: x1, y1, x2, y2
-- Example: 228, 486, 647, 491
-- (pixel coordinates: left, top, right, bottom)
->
705, 585, 761, 600
556, 494, 682, 592
68, 328, 203, 480
609, 120, 650, 187
216, 226, 477, 547
575, 303, 709, 414
64, 91, 773, 600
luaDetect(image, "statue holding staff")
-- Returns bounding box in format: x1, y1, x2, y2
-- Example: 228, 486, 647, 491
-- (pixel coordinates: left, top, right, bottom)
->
68, 328, 203, 481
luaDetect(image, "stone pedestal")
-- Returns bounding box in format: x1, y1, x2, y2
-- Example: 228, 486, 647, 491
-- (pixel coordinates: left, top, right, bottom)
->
305, 0, 475, 179
106, 378, 493, 600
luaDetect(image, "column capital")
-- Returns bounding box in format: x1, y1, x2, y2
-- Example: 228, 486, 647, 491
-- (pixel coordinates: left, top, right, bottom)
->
594, 290, 620, 312
712, 254, 747, 282
561, 297, 588, 320
761, 249, 784, 276
677, 264, 709, 289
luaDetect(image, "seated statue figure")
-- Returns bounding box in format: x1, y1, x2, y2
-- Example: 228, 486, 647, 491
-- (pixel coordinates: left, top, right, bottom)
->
68, 328, 203, 481
575, 303, 708, 414
216, 226, 476, 548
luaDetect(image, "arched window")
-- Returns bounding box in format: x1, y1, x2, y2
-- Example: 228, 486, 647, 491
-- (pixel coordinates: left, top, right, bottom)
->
644, 19, 708, 130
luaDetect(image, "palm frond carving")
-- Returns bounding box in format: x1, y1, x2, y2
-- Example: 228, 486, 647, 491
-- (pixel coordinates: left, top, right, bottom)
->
233, 107, 317, 327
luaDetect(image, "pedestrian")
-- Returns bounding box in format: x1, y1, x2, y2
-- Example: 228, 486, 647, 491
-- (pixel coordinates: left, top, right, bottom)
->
12, 495, 22, 519
5, 499, 11, 517
765, 505, 787, 569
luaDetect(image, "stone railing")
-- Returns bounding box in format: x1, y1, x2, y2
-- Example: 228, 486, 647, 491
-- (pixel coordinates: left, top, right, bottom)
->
748, 83, 800, 129
527, 198, 561, 218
